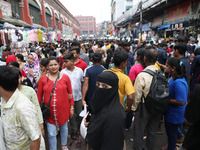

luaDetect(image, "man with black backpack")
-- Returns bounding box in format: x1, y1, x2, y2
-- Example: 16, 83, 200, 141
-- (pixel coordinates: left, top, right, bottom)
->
132, 48, 170, 150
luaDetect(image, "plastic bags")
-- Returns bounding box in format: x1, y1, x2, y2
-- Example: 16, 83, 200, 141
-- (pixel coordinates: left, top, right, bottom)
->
79, 104, 87, 139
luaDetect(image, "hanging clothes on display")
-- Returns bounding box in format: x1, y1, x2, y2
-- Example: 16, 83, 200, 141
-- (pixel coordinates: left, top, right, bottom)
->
30, 29, 38, 42
23, 30, 27, 43
10, 29, 18, 42
47, 32, 53, 43
37, 29, 43, 42
57, 32, 61, 41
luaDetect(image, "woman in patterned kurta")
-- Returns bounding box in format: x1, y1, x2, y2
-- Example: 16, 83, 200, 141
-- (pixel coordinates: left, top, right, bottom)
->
37, 56, 74, 150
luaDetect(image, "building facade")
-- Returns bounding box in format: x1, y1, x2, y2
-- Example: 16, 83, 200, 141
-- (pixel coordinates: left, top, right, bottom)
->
111, 0, 134, 22
0, 0, 80, 35
75, 16, 96, 35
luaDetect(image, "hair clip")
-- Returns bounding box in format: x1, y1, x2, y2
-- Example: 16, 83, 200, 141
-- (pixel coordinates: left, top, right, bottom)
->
180, 61, 183, 66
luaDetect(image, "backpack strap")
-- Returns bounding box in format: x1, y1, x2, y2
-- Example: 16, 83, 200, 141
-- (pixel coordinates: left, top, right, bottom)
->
142, 69, 156, 76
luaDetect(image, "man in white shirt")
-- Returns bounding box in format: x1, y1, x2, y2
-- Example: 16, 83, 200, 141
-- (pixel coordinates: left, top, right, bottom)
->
61, 53, 84, 140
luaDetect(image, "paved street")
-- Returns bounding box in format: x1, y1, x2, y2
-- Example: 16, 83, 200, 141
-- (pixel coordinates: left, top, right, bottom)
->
44, 121, 168, 150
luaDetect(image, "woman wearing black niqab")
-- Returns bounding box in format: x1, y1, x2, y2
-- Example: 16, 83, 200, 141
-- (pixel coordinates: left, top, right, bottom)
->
86, 71, 126, 150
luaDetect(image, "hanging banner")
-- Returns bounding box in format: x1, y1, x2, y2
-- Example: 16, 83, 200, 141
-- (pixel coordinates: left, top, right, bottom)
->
62, 24, 73, 39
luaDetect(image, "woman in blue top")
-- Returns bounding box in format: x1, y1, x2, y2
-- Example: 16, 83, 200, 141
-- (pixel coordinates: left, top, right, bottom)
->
164, 57, 188, 150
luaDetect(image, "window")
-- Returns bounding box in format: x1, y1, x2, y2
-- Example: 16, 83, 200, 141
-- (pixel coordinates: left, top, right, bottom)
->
5, 0, 21, 19
29, 4, 40, 24
83, 31, 88, 34
82, 19, 84, 21
55, 15, 59, 29
45, 8, 51, 27
127, 0, 133, 1
89, 24, 93, 28
126, 6, 132, 11
79, 19, 81, 21
89, 30, 93, 34
89, 18, 92, 21
86, 19, 87, 21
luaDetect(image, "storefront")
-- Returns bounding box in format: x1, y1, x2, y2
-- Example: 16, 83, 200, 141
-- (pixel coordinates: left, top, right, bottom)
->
163, 0, 199, 38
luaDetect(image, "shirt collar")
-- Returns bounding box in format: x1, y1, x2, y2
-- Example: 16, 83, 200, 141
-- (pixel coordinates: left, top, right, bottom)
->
1, 89, 20, 109
145, 65, 158, 71
110, 68, 124, 74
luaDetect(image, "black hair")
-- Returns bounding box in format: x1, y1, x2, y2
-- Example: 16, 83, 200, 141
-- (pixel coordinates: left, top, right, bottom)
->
136, 48, 146, 68
40, 58, 48, 67
5, 46, 11, 51
92, 52, 102, 63
38, 55, 42, 59
105, 49, 113, 69
194, 48, 200, 56
113, 51, 129, 67
7, 61, 19, 68
49, 51, 57, 57
118, 42, 124, 47
15, 54, 24, 62
60, 48, 67, 54
89, 53, 94, 60
144, 48, 158, 64
63, 53, 74, 61
110, 44, 115, 52
97, 41, 104, 47
70, 47, 80, 54
89, 49, 94, 54
0, 66, 19, 91
167, 57, 186, 80
178, 36, 188, 43
124, 42, 131, 47
39, 42, 43, 45
160, 42, 168, 47
47, 56, 59, 64
71, 41, 81, 48
174, 42, 187, 55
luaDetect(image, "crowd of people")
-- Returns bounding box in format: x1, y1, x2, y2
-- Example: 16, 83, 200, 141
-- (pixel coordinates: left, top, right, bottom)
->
0, 36, 200, 150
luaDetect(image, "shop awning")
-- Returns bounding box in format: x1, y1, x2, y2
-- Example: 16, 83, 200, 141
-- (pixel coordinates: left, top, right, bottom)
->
0, 18, 32, 28
157, 24, 171, 30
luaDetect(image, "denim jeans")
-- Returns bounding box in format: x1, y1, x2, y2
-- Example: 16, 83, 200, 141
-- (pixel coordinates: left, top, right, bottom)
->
177, 123, 183, 138
165, 121, 182, 150
46, 121, 68, 150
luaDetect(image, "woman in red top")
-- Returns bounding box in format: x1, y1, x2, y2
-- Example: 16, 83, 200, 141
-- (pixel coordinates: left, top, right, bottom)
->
38, 56, 74, 150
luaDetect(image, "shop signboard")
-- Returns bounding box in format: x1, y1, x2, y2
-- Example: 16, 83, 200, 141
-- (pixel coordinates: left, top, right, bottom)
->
138, 22, 152, 32
0, 1, 12, 18
164, 0, 190, 24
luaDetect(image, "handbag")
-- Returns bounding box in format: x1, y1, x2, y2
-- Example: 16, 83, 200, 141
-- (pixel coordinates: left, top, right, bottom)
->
41, 72, 60, 119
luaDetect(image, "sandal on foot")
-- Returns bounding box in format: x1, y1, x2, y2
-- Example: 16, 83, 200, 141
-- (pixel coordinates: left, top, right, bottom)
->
62, 146, 68, 150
